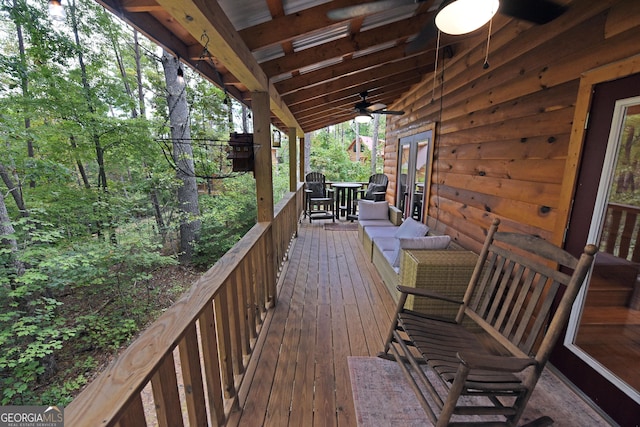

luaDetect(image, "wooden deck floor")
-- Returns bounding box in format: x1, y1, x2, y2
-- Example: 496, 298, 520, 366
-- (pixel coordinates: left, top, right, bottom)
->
227, 220, 396, 427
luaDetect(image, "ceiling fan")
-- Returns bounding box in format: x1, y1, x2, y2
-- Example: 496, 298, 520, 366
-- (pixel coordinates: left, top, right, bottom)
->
328, 0, 567, 50
353, 91, 404, 123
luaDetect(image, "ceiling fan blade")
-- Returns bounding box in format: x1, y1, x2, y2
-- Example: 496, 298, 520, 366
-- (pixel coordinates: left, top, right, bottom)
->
405, 16, 437, 54
378, 110, 405, 115
367, 102, 387, 112
499, 0, 567, 25
327, 0, 416, 20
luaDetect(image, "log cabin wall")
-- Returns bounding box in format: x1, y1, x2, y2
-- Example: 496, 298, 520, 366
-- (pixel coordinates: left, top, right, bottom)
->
384, 0, 640, 253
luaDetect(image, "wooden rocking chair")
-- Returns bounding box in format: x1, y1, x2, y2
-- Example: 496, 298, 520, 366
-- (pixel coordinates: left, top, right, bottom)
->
379, 218, 597, 426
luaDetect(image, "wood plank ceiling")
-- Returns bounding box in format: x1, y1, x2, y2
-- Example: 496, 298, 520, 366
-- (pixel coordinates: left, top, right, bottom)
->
96, 0, 482, 133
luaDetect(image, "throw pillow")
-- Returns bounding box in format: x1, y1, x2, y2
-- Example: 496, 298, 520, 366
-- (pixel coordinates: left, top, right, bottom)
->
392, 235, 452, 267
358, 200, 389, 220
394, 217, 429, 239
365, 183, 386, 200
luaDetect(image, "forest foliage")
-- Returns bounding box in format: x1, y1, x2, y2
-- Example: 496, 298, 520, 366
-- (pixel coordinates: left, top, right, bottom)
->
0, 0, 383, 406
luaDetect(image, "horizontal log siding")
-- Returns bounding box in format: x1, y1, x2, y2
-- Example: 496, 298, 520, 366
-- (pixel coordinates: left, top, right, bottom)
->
66, 185, 304, 427
385, 0, 640, 253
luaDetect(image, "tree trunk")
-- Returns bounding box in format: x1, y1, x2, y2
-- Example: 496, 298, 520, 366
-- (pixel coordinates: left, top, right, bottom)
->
372, 114, 380, 174
69, 135, 91, 189
0, 163, 28, 218
0, 191, 24, 278
161, 51, 200, 263
105, 12, 138, 119
12, 0, 35, 188
134, 30, 146, 118
242, 104, 249, 132
304, 133, 311, 176
70, 0, 107, 192
355, 121, 361, 162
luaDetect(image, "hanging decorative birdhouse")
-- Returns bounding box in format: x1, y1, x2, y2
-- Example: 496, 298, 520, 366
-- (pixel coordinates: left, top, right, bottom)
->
227, 132, 254, 172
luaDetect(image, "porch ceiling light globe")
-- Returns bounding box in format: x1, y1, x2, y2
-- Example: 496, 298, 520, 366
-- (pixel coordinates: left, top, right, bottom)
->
435, 0, 499, 35
355, 112, 372, 124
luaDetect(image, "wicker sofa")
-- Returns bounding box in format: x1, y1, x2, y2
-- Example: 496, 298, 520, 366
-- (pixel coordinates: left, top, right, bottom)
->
357, 200, 476, 304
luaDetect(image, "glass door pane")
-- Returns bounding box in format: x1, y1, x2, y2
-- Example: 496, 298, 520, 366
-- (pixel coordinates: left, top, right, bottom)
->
567, 96, 640, 403
397, 141, 410, 215
413, 140, 429, 221
396, 131, 432, 220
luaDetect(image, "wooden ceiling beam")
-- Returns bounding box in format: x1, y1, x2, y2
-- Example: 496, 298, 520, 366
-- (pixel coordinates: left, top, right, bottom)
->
239, 0, 374, 51
260, 11, 432, 77
290, 79, 418, 117
283, 56, 433, 106
292, 84, 415, 121
275, 41, 440, 96
121, 0, 164, 12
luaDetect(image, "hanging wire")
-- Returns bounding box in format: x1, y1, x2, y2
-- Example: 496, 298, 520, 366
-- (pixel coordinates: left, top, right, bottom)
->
483, 18, 493, 69
431, 29, 441, 103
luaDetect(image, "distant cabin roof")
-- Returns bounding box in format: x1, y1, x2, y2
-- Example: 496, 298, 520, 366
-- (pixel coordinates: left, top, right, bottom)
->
347, 136, 385, 152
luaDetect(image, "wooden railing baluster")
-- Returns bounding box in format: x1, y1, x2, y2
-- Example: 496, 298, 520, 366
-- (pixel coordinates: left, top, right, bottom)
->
178, 324, 208, 427
200, 302, 225, 426
150, 352, 184, 427
604, 202, 640, 261
228, 270, 244, 376
214, 286, 235, 399
115, 394, 146, 427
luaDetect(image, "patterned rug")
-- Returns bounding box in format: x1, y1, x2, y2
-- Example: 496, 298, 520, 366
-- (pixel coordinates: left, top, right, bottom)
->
324, 222, 358, 231
348, 356, 609, 427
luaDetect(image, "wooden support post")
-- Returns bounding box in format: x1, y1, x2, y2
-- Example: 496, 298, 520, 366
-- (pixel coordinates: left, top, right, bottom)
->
288, 127, 297, 192
252, 91, 274, 223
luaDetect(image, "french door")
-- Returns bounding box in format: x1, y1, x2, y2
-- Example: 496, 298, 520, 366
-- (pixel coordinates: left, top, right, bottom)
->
555, 72, 640, 426
396, 130, 433, 221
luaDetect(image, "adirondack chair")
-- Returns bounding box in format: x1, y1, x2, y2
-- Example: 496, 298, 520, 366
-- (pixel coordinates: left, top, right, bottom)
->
304, 172, 334, 222
359, 173, 389, 202
379, 218, 597, 426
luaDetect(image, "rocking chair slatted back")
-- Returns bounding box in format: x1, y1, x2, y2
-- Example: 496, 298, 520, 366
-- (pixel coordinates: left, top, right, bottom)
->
463, 227, 589, 360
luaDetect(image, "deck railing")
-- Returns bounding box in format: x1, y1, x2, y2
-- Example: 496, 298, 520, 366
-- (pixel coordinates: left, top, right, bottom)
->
65, 184, 304, 426
602, 202, 640, 262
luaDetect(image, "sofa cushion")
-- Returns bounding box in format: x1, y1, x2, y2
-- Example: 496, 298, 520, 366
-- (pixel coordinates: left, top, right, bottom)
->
392, 235, 452, 267
358, 219, 395, 229
374, 233, 399, 252
366, 227, 400, 248
394, 217, 429, 239
381, 248, 401, 273
358, 200, 389, 220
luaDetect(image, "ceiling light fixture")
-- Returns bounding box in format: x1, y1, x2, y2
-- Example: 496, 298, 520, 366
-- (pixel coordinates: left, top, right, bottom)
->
435, 0, 499, 35
355, 112, 372, 124
176, 66, 185, 85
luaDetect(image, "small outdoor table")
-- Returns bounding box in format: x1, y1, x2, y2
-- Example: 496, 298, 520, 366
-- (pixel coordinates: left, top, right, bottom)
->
331, 182, 362, 219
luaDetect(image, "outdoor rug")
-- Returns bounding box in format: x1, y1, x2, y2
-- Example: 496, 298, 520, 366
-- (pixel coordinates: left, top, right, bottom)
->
348, 356, 609, 427
324, 222, 358, 231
